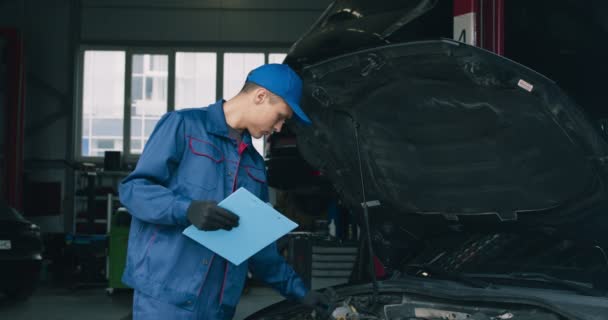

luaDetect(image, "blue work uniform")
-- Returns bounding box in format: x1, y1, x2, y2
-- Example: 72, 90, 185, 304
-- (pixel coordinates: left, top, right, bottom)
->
119, 100, 308, 319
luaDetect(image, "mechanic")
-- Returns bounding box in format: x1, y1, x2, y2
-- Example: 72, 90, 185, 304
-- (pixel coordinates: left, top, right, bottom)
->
119, 63, 329, 319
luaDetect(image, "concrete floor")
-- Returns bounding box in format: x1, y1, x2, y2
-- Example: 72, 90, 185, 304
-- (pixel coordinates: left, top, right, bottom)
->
0, 285, 284, 320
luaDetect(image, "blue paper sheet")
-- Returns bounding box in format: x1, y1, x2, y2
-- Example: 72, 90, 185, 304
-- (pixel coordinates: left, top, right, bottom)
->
182, 187, 298, 266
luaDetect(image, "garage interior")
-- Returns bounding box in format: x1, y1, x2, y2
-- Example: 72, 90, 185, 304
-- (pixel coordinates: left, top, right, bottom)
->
1, 0, 608, 320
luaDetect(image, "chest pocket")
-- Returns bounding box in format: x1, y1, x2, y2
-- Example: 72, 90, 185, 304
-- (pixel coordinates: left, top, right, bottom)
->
243, 165, 267, 196
183, 136, 224, 191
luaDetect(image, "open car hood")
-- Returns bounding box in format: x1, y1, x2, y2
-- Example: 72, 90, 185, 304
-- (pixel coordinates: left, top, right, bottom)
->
285, 0, 451, 70
287, 39, 608, 241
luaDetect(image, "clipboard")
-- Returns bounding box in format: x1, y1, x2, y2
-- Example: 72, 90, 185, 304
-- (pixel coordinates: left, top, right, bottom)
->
182, 187, 298, 265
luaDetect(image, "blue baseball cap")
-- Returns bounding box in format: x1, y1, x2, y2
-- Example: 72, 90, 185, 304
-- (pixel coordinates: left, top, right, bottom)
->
246, 63, 312, 125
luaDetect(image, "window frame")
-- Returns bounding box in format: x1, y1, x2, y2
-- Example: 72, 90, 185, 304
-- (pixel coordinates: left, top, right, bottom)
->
126, 50, 172, 157
74, 45, 288, 164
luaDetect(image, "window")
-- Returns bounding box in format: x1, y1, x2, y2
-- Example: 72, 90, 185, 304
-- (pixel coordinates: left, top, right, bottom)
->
175, 52, 217, 110
78, 49, 287, 160
96, 139, 115, 149
223, 53, 265, 99
130, 54, 168, 154
81, 51, 125, 157
268, 53, 287, 64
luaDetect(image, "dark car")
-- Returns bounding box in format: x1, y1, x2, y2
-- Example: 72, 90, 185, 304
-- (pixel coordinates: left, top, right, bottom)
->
0, 201, 43, 300
252, 0, 608, 319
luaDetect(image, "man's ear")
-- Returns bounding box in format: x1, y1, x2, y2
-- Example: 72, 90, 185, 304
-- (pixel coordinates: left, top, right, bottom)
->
253, 88, 269, 105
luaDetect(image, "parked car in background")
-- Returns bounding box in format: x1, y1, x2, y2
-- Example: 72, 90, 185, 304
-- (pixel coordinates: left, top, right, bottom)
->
0, 201, 43, 300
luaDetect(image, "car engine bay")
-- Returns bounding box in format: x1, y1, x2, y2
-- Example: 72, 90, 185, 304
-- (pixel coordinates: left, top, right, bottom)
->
254, 293, 564, 320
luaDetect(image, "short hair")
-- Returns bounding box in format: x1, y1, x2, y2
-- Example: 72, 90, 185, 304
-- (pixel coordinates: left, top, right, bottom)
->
240, 81, 281, 104
240, 81, 260, 93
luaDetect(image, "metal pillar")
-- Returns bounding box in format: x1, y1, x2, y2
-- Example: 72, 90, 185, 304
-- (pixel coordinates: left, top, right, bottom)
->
1, 29, 25, 211
453, 0, 504, 55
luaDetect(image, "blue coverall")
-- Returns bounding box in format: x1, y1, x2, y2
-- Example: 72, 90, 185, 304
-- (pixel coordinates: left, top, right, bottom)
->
119, 100, 308, 319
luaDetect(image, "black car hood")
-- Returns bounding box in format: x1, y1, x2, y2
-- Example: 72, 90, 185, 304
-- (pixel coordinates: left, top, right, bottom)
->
288, 39, 608, 241
0, 201, 37, 234
285, 0, 452, 70
0, 201, 29, 224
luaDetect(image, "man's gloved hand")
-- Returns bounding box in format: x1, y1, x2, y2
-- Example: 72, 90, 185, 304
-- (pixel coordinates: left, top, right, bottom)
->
187, 200, 239, 231
300, 290, 332, 318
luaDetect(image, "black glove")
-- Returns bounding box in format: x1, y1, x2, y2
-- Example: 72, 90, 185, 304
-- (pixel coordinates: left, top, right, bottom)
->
300, 290, 331, 318
187, 200, 239, 231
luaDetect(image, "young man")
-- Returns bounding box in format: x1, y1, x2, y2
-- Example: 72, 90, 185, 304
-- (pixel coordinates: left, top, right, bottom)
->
119, 64, 328, 319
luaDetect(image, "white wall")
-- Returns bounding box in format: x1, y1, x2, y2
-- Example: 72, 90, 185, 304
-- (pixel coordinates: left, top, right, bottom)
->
80, 0, 328, 43
25, 0, 72, 160
0, 1, 26, 27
